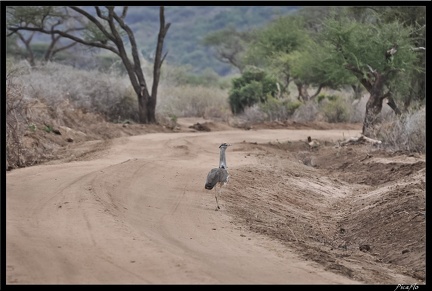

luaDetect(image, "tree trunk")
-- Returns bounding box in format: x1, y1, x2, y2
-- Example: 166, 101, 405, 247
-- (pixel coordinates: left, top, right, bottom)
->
147, 97, 157, 123
309, 84, 324, 100
138, 93, 149, 123
294, 79, 310, 102
148, 6, 170, 124
362, 92, 383, 136
362, 71, 386, 136
345, 64, 401, 136
386, 96, 402, 115
361, 72, 401, 136
17, 31, 35, 66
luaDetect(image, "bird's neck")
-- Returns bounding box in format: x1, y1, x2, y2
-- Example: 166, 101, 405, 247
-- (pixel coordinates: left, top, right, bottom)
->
219, 148, 227, 169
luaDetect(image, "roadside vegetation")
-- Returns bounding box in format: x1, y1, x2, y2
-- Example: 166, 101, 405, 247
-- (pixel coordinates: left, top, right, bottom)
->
6, 6, 425, 170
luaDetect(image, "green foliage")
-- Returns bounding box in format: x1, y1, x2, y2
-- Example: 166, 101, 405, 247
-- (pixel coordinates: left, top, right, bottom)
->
285, 41, 357, 90
228, 67, 278, 114
7, 6, 61, 27
321, 12, 419, 74
315, 9, 424, 107
244, 15, 310, 68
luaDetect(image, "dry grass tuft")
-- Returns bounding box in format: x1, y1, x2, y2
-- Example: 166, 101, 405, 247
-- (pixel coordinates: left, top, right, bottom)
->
157, 84, 232, 121
6, 73, 30, 169
372, 108, 425, 153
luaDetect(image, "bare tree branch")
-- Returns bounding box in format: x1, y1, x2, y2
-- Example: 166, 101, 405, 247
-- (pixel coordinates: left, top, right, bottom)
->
310, 83, 325, 99
15, 31, 36, 66
69, 6, 115, 43
345, 63, 372, 91
385, 94, 402, 115
95, 6, 109, 21
9, 26, 120, 55
151, 6, 171, 101
109, 6, 148, 93
411, 47, 426, 52
160, 51, 168, 68
121, 7, 128, 19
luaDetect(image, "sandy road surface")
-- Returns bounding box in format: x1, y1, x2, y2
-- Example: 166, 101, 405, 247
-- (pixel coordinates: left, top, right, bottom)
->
6, 129, 363, 284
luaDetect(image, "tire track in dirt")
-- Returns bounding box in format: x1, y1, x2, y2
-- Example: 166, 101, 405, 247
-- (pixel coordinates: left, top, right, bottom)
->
7, 129, 372, 284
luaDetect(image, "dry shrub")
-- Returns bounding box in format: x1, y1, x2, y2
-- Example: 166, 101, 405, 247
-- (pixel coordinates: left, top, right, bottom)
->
157, 84, 231, 121
350, 95, 367, 123
155, 113, 178, 130
292, 101, 320, 122
257, 97, 302, 122
6, 74, 30, 169
228, 98, 301, 125
320, 96, 351, 123
16, 61, 135, 122
373, 107, 425, 153
241, 105, 267, 123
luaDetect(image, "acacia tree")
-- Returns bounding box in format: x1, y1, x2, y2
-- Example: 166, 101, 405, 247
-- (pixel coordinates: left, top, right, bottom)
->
6, 7, 80, 66
278, 40, 358, 102
7, 6, 170, 124
373, 6, 426, 110
320, 12, 423, 136
243, 15, 314, 98
202, 26, 251, 74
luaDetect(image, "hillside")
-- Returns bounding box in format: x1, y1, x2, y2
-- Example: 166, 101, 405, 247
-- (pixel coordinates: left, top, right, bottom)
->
15, 6, 298, 76
126, 6, 298, 75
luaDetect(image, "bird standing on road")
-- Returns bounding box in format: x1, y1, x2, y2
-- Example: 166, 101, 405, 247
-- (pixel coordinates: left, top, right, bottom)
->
205, 143, 231, 211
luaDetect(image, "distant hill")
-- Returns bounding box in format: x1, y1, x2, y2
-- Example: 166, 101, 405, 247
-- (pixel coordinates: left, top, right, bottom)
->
14, 6, 299, 76
124, 6, 299, 75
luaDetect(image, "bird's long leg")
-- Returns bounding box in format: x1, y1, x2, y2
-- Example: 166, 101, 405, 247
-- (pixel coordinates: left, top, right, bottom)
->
215, 186, 220, 211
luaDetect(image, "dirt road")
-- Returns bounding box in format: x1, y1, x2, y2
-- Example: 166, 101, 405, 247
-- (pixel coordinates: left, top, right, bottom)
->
6, 124, 425, 284
7, 127, 365, 284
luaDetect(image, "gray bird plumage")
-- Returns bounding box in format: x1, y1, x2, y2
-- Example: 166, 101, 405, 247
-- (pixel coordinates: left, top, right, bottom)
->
205, 167, 229, 190
205, 143, 231, 210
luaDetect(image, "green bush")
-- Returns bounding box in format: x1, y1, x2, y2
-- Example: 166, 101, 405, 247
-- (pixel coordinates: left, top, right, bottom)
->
228, 66, 278, 114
